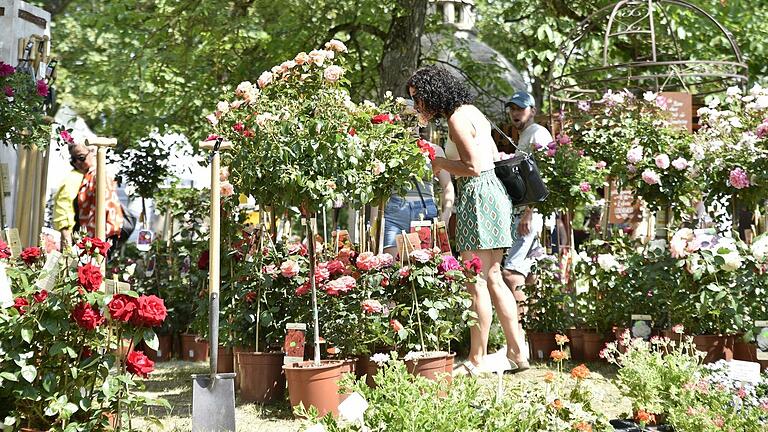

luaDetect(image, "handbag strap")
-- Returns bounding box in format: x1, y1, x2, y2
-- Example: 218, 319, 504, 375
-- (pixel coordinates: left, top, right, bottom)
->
413, 181, 428, 217
484, 115, 527, 156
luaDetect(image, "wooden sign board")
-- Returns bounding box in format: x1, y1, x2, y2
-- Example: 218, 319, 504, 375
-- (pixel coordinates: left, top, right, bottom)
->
660, 92, 693, 133
608, 182, 643, 225
3, 228, 22, 257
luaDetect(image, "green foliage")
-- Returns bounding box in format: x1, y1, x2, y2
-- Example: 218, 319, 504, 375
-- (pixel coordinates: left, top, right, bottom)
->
0, 62, 50, 149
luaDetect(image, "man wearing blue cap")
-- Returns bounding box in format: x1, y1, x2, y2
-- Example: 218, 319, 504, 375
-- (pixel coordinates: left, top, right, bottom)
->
503, 91, 552, 329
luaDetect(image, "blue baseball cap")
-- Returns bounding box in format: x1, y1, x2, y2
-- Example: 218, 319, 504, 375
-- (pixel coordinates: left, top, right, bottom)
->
505, 91, 536, 109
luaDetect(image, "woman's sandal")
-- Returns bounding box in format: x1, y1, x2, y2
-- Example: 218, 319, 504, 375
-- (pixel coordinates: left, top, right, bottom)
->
505, 358, 530, 374
453, 360, 486, 377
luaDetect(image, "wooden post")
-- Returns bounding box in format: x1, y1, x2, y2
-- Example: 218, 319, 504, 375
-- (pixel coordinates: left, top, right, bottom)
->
200, 138, 233, 375
85, 137, 116, 278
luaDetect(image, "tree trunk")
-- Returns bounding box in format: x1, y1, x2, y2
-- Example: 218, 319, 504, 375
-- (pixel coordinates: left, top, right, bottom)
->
378, 0, 429, 98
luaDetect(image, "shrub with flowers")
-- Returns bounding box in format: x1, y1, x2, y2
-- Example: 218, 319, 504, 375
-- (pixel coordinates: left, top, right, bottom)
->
208, 40, 428, 214
0, 237, 168, 431
694, 85, 768, 210
0, 60, 51, 149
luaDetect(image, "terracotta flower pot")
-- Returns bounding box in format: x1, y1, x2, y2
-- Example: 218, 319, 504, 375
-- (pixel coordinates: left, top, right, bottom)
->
692, 335, 725, 364
443, 352, 456, 383
405, 352, 448, 381
338, 357, 358, 375
144, 334, 173, 362
284, 360, 343, 417
528, 332, 559, 361
217, 346, 235, 373
568, 328, 586, 361
357, 356, 381, 387
238, 352, 286, 403
180, 333, 209, 362
582, 331, 607, 362
233, 346, 253, 390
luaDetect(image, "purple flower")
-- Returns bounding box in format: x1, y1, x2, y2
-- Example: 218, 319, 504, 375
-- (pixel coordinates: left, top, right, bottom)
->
0, 62, 14, 77
729, 167, 750, 189
547, 141, 558, 150
579, 182, 591, 193
546, 148, 557, 157
3, 86, 13, 97
35, 80, 48, 97
557, 134, 571, 145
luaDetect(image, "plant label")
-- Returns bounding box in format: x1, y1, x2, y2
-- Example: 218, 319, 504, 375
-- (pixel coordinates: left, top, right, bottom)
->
3, 228, 22, 257
284, 323, 306, 365
434, 221, 452, 255
755, 321, 768, 361
338, 392, 368, 424
104, 279, 130, 295
410, 220, 432, 250
136, 229, 153, 252
0, 263, 12, 308
725, 360, 761, 384
34, 251, 61, 292
630, 315, 653, 341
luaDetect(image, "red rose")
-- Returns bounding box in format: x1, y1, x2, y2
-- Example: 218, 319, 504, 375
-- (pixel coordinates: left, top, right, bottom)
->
380, 277, 390, 287
132, 295, 167, 327
20, 247, 42, 265
33, 290, 48, 303
327, 259, 346, 275
295, 281, 310, 296
242, 129, 255, 138
108, 294, 138, 322
125, 350, 155, 377
464, 254, 483, 275
72, 302, 105, 330
80, 347, 93, 359
78, 263, 103, 292
77, 237, 110, 257
244, 291, 258, 303
371, 113, 395, 124
233, 122, 245, 132
13, 297, 28, 315
197, 250, 209, 270
0, 240, 10, 259
417, 139, 436, 161
390, 319, 403, 332
348, 127, 356, 136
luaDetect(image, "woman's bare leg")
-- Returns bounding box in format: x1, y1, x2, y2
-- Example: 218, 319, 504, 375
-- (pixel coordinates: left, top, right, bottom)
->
461, 250, 492, 366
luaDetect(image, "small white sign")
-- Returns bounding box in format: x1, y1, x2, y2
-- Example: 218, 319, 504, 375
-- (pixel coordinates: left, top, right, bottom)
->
338, 392, 368, 424
0, 263, 13, 308
725, 360, 761, 384
3, 229, 21, 257
34, 251, 62, 292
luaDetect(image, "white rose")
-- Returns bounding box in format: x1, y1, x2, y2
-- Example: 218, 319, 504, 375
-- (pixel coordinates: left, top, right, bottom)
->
756, 95, 768, 109
751, 236, 768, 261
257, 71, 273, 88
216, 101, 229, 114
726, 86, 742, 97
720, 252, 742, 272
235, 81, 253, 96
643, 91, 657, 102
323, 65, 344, 83
597, 254, 620, 271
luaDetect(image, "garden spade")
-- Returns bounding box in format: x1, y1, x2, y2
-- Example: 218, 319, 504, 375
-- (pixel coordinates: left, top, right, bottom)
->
192, 138, 236, 432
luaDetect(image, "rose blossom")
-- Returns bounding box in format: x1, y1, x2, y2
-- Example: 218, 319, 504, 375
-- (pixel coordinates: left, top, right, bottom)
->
557, 134, 571, 145
33, 290, 48, 303
654, 153, 670, 170
641, 169, 661, 185
323, 65, 344, 83
72, 302, 105, 330
671, 157, 689, 170
132, 295, 167, 327
377, 253, 394, 268
579, 182, 591, 193
125, 350, 155, 377
220, 181, 234, 197
626, 146, 644, 164
371, 113, 395, 124
672, 324, 685, 334
3, 86, 14, 97
372, 160, 386, 176
0, 240, 9, 259
20, 247, 42, 265
78, 237, 110, 257
308, 49, 327, 66
288, 242, 307, 256
409, 249, 431, 264
390, 319, 403, 332
355, 252, 380, 271
325, 39, 348, 53
464, 254, 482, 274
216, 100, 229, 114
257, 71, 273, 88
324, 276, 356, 296
361, 299, 383, 314
280, 260, 300, 278
545, 148, 557, 157
36, 80, 48, 97
437, 255, 461, 274
729, 167, 750, 189
78, 263, 103, 292
314, 263, 330, 284
327, 259, 346, 275
595, 161, 607, 170
398, 266, 410, 279
235, 81, 253, 96
0, 62, 14, 77
109, 294, 138, 322
13, 297, 28, 315
295, 281, 310, 296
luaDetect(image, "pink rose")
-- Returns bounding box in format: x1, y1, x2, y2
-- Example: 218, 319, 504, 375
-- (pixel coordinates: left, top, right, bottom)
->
356, 251, 381, 271
579, 182, 591, 193
557, 134, 571, 145
3, 86, 13, 97
545, 148, 556, 157
324, 275, 356, 296
288, 243, 307, 256
729, 167, 750, 189
372, 161, 386, 175
641, 169, 661, 185
220, 181, 234, 197
235, 81, 253, 96
257, 71, 273, 88
308, 49, 326, 66
294, 52, 310, 65
36, 80, 49, 97
377, 253, 394, 268
314, 263, 330, 284
409, 249, 432, 264
464, 254, 482, 274
595, 161, 607, 170
361, 299, 383, 314
654, 154, 670, 170
327, 259, 346, 275
0, 62, 14, 77
220, 166, 230, 181
671, 157, 689, 170
205, 113, 219, 126
437, 255, 461, 274
672, 324, 685, 334
398, 266, 410, 279
325, 39, 348, 53
280, 60, 297, 73
280, 260, 300, 278
626, 146, 644, 164
323, 65, 344, 83
756, 121, 768, 138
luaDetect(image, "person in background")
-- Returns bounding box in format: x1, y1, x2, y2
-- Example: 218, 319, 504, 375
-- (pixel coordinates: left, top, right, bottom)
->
408, 66, 527, 375
71, 144, 125, 253
503, 91, 553, 331
381, 142, 455, 259
52, 146, 85, 249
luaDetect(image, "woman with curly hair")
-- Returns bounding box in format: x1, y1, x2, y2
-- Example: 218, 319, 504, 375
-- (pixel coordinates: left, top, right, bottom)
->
406, 66, 528, 375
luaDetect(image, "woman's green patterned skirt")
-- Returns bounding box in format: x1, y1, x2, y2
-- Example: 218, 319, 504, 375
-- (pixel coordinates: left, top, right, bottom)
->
455, 169, 513, 252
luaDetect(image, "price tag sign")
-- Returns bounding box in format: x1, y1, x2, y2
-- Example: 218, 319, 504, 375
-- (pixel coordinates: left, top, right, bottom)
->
3, 228, 22, 257
34, 251, 62, 292
725, 360, 761, 384
284, 323, 306, 365
0, 263, 13, 308
104, 279, 130, 295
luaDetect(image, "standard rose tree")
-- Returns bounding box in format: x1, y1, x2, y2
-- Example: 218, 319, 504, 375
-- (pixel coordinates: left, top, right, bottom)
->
0, 237, 169, 430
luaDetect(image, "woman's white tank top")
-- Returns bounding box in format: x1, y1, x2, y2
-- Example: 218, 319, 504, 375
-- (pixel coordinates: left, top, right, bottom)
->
444, 106, 498, 172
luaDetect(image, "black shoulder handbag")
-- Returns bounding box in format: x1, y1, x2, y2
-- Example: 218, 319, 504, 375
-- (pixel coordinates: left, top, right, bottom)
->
488, 119, 549, 207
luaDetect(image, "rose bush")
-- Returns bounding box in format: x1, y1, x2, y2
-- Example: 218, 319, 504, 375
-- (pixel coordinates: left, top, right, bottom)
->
0, 60, 51, 150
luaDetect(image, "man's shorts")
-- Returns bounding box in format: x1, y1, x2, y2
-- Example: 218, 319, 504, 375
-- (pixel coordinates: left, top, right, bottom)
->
503, 212, 543, 278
